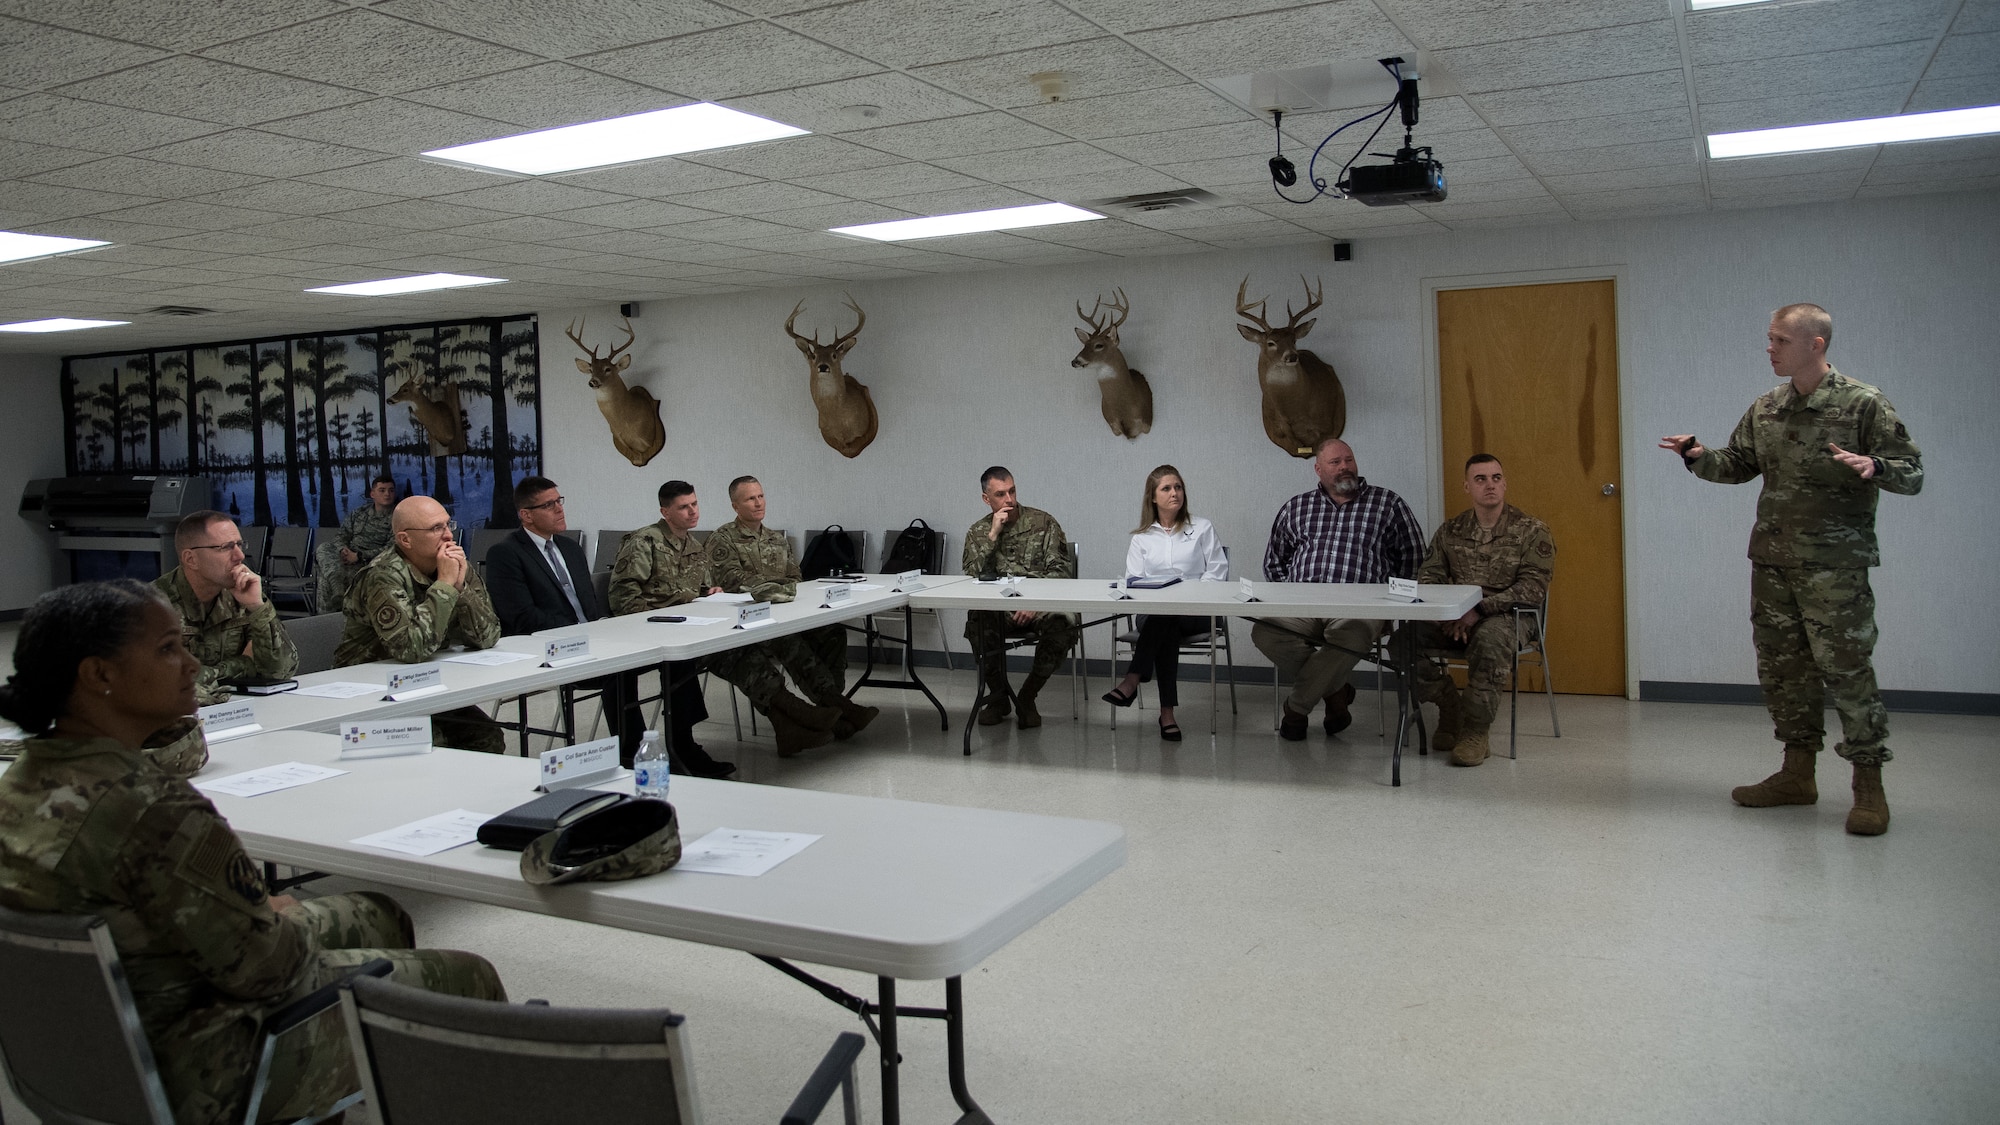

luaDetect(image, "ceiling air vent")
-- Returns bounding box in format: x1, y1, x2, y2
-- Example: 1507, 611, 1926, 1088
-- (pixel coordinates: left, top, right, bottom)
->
1091, 188, 1221, 214
145, 305, 216, 317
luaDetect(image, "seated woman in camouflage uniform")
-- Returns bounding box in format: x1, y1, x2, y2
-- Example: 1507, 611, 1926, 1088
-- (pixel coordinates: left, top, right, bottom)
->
315, 473, 399, 610
0, 579, 506, 1124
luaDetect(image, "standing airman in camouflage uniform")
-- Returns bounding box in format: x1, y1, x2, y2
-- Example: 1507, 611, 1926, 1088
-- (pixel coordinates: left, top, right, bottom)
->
706, 476, 877, 745
314, 474, 398, 610
333, 495, 506, 754
0, 579, 506, 1125
962, 467, 1078, 728
1663, 302, 1922, 835
1406, 455, 1556, 766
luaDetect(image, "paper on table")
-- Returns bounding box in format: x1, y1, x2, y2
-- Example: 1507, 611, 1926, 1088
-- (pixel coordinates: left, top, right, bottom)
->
351, 809, 492, 856
197, 761, 347, 798
675, 828, 821, 876
693, 592, 754, 604
845, 583, 885, 591
673, 615, 727, 626
292, 681, 385, 699
441, 650, 539, 666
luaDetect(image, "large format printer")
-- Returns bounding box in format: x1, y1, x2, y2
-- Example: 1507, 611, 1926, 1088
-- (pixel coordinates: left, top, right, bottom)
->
19, 476, 213, 582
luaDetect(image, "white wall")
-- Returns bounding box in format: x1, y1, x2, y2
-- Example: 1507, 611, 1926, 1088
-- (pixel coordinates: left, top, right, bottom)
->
0, 352, 63, 612
542, 189, 1999, 696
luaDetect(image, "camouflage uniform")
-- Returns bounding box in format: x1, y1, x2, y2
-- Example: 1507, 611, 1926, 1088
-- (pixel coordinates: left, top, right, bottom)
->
707, 521, 848, 707
333, 548, 506, 754
608, 521, 708, 615
1688, 366, 1923, 766
961, 506, 1079, 680
0, 735, 503, 1124
1406, 505, 1556, 732
155, 566, 299, 708
314, 503, 395, 610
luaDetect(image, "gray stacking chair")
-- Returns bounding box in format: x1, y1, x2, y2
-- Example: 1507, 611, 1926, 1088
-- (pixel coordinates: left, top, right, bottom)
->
263, 525, 317, 616
593, 529, 635, 573
283, 612, 346, 675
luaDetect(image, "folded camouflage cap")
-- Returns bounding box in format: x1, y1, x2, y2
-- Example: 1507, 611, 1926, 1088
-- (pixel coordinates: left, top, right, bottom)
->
520, 798, 680, 886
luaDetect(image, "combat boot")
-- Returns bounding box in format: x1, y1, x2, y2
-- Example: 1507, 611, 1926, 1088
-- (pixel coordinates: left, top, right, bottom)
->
1845, 764, 1890, 836
830, 697, 881, 740
976, 655, 1012, 725
1015, 672, 1053, 729
768, 691, 839, 758
1731, 746, 1818, 807
1449, 727, 1489, 767
1429, 686, 1464, 753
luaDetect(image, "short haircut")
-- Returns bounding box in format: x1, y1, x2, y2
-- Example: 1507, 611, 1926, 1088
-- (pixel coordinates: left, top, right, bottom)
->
727, 475, 759, 499
1773, 302, 1832, 347
0, 579, 170, 736
513, 475, 558, 508
1464, 453, 1502, 472
980, 466, 1013, 490
658, 480, 695, 506
173, 510, 233, 552
370, 472, 395, 490
1313, 435, 1350, 458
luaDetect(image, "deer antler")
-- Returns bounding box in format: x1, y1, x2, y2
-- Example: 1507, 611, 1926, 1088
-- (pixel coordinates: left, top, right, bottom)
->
832, 293, 866, 349
1076, 294, 1108, 332
564, 318, 600, 359
784, 300, 814, 344
1285, 276, 1324, 328
606, 316, 635, 361
1106, 287, 1130, 329
1236, 277, 1273, 332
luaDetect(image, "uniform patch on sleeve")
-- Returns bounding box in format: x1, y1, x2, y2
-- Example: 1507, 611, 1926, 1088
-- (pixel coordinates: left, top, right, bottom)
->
180, 820, 266, 907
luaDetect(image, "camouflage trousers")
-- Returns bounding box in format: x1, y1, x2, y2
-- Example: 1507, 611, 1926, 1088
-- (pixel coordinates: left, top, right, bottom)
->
1751, 564, 1891, 766
1404, 614, 1517, 731
435, 705, 508, 755
708, 625, 848, 710
965, 610, 1080, 682
170, 891, 505, 1124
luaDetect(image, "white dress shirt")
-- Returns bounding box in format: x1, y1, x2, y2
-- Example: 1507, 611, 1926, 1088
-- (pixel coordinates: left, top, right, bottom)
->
1126, 516, 1229, 582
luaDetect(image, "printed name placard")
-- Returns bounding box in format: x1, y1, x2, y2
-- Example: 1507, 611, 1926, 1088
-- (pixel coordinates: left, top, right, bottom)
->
340, 717, 434, 759
383, 663, 446, 701
539, 736, 623, 791
819, 582, 852, 608
542, 634, 592, 667
197, 701, 262, 741
895, 568, 925, 592
735, 601, 774, 629
1109, 579, 1131, 600
1385, 576, 1423, 603
1233, 577, 1260, 603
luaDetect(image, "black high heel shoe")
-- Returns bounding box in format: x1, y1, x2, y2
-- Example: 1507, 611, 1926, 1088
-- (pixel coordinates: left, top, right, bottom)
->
1101, 684, 1137, 708
1158, 717, 1182, 742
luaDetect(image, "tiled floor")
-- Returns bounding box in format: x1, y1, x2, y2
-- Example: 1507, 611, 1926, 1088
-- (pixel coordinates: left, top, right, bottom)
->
5, 658, 1997, 1124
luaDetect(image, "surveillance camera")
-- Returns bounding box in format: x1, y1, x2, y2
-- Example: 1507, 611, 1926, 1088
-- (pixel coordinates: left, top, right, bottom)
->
1269, 155, 1297, 188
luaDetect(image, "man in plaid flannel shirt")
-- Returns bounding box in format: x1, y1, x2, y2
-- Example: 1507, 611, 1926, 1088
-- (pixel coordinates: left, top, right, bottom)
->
1252, 437, 1424, 740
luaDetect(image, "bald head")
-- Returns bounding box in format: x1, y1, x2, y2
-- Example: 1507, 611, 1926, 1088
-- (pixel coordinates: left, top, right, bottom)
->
1313, 437, 1360, 501
392, 495, 453, 574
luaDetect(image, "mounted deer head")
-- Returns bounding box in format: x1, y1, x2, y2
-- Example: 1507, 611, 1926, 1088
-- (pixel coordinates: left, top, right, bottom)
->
566, 315, 664, 467
387, 377, 467, 456
1236, 276, 1346, 457
1070, 288, 1153, 440
784, 294, 879, 459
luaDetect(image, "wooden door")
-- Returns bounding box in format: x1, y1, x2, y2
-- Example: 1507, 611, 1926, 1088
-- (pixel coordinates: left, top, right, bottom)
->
1436, 280, 1625, 695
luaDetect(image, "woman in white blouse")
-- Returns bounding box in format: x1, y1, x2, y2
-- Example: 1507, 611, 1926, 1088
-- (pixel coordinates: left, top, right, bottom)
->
1103, 464, 1228, 740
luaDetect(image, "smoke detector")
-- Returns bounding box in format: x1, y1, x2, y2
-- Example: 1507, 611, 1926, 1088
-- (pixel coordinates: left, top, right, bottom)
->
1031, 71, 1066, 103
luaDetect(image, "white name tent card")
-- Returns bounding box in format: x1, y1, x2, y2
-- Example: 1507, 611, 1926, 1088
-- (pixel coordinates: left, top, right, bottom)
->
384, 663, 446, 701
894, 568, 926, 592
292, 681, 383, 699
542, 634, 592, 667
1384, 576, 1423, 603
734, 602, 774, 629
341, 717, 433, 759
675, 828, 822, 877
197, 701, 261, 741
197, 761, 346, 798
538, 737, 628, 792
1233, 577, 1260, 603
442, 650, 538, 667
819, 582, 851, 608
351, 809, 491, 857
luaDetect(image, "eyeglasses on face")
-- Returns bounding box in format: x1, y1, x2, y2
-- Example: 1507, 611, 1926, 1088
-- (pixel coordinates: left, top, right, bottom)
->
416, 521, 462, 538
189, 540, 245, 554
521, 496, 565, 511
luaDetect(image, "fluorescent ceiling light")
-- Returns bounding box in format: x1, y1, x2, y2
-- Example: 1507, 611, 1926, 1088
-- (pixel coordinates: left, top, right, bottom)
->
1688, 0, 1775, 10
0, 231, 110, 265
831, 202, 1106, 241
0, 317, 129, 333
423, 103, 808, 175
307, 273, 507, 296
1708, 104, 2000, 158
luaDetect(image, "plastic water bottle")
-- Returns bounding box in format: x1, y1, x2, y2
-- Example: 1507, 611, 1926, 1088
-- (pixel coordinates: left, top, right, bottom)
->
633, 730, 669, 801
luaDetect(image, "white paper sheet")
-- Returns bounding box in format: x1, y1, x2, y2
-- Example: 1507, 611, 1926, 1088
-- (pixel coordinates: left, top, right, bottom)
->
292, 681, 386, 699
675, 828, 822, 876
442, 650, 539, 666
351, 809, 492, 856
669, 615, 727, 626
196, 761, 347, 798
845, 583, 885, 591
693, 592, 754, 604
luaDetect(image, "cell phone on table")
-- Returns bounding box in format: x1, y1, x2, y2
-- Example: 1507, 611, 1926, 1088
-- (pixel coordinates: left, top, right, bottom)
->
648, 615, 688, 623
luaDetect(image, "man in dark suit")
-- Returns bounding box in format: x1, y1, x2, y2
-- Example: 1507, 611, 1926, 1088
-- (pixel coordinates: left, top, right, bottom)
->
486, 476, 732, 778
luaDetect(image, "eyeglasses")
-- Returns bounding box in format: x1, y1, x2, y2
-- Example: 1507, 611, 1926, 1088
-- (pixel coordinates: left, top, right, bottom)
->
416, 520, 463, 540
189, 540, 245, 554
521, 496, 566, 511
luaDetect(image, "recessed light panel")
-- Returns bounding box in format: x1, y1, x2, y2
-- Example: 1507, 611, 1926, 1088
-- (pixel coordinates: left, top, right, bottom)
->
307, 273, 507, 296
423, 103, 809, 176
830, 202, 1106, 241
1688, 0, 1777, 10
1708, 104, 2000, 158
0, 317, 129, 332
0, 231, 110, 265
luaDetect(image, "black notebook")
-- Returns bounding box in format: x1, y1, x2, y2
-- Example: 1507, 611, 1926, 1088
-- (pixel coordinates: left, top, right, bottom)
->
477, 790, 630, 851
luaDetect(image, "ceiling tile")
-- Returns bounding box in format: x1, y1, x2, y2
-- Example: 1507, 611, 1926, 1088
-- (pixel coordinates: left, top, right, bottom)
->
1095, 121, 1272, 164
454, 241, 597, 264
788, 161, 986, 199
434, 178, 635, 215
1128, 3, 1413, 80
1470, 70, 1687, 128
1927, 29, 2000, 79
1057, 0, 1299, 34
547, 198, 725, 229
0, 17, 169, 90
0, 94, 220, 154
1698, 85, 1909, 134
1434, 20, 1680, 94
1540, 162, 1701, 194
1277, 94, 1489, 148
1015, 83, 1251, 140
0, 181, 161, 221
1153, 156, 1273, 189
777, 0, 1100, 69
1014, 221, 1203, 251
1423, 177, 1550, 204
1410, 196, 1568, 222
201, 10, 544, 95
936, 141, 1137, 181
1381, 0, 1664, 49
54, 57, 370, 129
1704, 148, 1878, 184
143, 228, 318, 254
1011, 169, 1196, 202
1695, 41, 1933, 105
1906, 72, 2000, 112
679, 135, 905, 179
576, 24, 879, 101
92, 199, 294, 231
137, 129, 384, 178
438, 215, 611, 242
1875, 134, 2000, 163
400, 63, 688, 130
26, 157, 267, 200
298, 157, 525, 198
331, 198, 519, 230
872, 185, 1047, 214
911, 37, 1187, 108
1855, 174, 2000, 199
840, 113, 1070, 160
654, 215, 801, 243
725, 73, 985, 135
1685, 0, 1957, 64
663, 181, 852, 216
1111, 202, 1280, 230
0, 138, 102, 178
374, 0, 745, 58
1863, 155, 2000, 185
1519, 137, 1695, 176
233, 215, 403, 244
1559, 185, 1710, 219
1709, 172, 1862, 200
0, 0, 347, 50
733, 216, 912, 245
1499, 107, 1694, 153
258, 97, 520, 154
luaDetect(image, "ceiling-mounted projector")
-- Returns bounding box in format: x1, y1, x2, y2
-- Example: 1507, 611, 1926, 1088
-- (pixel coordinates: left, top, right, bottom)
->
1338, 150, 1447, 205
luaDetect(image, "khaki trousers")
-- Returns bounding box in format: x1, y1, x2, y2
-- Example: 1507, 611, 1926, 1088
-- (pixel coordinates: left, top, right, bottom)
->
1251, 617, 1382, 714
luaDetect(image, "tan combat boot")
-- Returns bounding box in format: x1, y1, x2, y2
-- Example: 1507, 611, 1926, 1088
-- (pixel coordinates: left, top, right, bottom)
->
1449, 727, 1489, 766
976, 656, 1012, 725
1845, 764, 1890, 836
1015, 672, 1052, 729
830, 697, 881, 740
768, 691, 839, 758
1731, 747, 1818, 807
1430, 687, 1463, 753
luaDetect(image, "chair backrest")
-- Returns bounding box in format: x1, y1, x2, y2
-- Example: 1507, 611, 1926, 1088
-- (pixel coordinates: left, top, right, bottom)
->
285, 612, 347, 674
467, 528, 512, 575
591, 569, 611, 612
801, 528, 865, 579
690, 529, 711, 545
241, 525, 270, 573
556, 529, 582, 546
0, 903, 175, 1125
342, 974, 698, 1125
266, 525, 314, 578
592, 530, 634, 573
